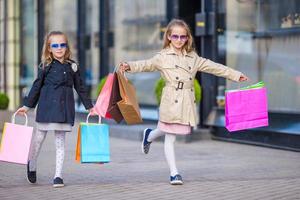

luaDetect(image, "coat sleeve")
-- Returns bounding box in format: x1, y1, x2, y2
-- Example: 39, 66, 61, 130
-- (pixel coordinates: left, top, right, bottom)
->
127, 53, 162, 73
73, 66, 93, 110
23, 65, 46, 108
196, 55, 242, 82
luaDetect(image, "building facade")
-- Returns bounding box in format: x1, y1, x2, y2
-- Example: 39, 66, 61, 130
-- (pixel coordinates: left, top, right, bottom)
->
0, 0, 299, 149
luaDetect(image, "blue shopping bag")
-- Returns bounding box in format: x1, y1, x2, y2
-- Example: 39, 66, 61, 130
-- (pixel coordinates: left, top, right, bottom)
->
75, 114, 110, 163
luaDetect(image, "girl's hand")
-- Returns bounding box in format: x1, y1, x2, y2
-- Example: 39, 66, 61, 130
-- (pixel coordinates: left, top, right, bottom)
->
119, 62, 130, 73
16, 106, 29, 115
89, 107, 98, 116
239, 74, 249, 82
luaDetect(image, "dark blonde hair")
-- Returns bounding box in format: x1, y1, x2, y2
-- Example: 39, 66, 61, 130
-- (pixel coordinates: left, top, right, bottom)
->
163, 19, 195, 53
41, 31, 71, 65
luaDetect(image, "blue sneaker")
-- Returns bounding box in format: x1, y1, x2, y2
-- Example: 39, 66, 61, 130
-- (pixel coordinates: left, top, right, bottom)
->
170, 174, 183, 185
53, 177, 64, 188
142, 128, 152, 154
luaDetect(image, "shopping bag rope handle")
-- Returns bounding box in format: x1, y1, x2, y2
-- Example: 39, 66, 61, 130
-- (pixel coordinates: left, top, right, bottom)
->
238, 81, 265, 90
114, 65, 119, 73
226, 81, 265, 92
116, 64, 128, 80
86, 113, 101, 124
11, 112, 28, 126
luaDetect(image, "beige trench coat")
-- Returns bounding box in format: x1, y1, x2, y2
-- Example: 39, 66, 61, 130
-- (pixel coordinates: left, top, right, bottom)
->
127, 47, 242, 126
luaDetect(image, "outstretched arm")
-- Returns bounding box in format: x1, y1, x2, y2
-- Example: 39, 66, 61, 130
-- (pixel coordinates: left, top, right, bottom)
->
119, 53, 162, 73
196, 56, 249, 82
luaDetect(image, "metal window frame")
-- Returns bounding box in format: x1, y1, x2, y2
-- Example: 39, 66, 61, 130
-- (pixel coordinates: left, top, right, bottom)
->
198, 0, 219, 126
3, 0, 7, 93
37, 0, 44, 64
99, 0, 110, 79
77, 0, 86, 76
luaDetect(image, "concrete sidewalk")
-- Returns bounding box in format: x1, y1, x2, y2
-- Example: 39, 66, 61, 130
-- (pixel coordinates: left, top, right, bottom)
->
0, 112, 300, 200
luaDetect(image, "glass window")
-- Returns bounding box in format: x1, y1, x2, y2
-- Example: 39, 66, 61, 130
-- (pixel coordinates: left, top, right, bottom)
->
218, 0, 300, 113
20, 0, 35, 101
112, 0, 167, 106
0, 0, 5, 89
85, 0, 100, 100
45, 0, 78, 60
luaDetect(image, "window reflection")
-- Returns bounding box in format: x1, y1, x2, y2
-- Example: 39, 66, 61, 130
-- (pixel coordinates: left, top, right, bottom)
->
85, 0, 100, 100
219, 0, 300, 112
20, 0, 35, 102
113, 0, 167, 106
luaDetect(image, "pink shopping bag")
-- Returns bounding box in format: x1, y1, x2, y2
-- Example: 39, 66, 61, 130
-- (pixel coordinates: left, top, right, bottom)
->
0, 113, 33, 164
94, 73, 114, 119
225, 85, 269, 132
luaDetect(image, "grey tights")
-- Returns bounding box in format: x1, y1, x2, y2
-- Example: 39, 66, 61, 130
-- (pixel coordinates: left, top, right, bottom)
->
29, 130, 66, 178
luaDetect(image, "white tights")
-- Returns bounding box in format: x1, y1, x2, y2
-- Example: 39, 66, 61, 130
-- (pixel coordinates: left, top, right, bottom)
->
147, 129, 178, 176
29, 130, 66, 178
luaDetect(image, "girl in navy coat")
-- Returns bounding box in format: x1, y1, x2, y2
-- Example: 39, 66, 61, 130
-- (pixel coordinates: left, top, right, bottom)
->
16, 31, 97, 187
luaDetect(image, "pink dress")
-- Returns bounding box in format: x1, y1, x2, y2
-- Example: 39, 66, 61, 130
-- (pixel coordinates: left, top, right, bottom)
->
158, 121, 191, 135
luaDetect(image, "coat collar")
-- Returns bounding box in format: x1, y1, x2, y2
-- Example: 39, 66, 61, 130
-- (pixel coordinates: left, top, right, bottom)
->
164, 45, 194, 58
52, 58, 69, 64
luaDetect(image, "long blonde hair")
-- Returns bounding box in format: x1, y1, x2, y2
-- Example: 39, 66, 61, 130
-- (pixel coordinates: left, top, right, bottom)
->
163, 19, 195, 53
41, 31, 71, 66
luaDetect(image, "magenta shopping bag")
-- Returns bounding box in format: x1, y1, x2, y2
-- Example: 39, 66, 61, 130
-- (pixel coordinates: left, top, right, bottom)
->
0, 113, 33, 164
225, 82, 269, 132
94, 73, 114, 119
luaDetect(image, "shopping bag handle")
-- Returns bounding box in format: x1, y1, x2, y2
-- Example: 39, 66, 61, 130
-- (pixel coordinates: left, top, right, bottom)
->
227, 81, 265, 92
86, 113, 102, 124
238, 81, 265, 90
12, 112, 28, 126
116, 64, 129, 80
116, 70, 129, 81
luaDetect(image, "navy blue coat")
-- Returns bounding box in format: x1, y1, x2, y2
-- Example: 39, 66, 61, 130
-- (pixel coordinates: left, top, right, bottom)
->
24, 59, 93, 126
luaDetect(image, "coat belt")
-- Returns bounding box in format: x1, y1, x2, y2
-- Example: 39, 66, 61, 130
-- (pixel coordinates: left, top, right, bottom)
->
165, 81, 193, 90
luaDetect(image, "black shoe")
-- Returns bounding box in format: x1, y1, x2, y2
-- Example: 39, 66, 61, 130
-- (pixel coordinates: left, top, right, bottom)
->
142, 128, 152, 154
26, 161, 36, 184
53, 177, 64, 188
170, 174, 183, 185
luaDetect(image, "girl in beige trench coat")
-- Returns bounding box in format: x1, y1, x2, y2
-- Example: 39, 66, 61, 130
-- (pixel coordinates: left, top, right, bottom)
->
119, 19, 249, 185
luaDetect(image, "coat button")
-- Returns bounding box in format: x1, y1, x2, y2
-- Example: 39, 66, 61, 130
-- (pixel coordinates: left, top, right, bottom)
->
176, 77, 179, 80
189, 77, 192, 80
191, 89, 193, 92
64, 72, 66, 74
175, 65, 179, 68
175, 100, 178, 103
189, 66, 191, 70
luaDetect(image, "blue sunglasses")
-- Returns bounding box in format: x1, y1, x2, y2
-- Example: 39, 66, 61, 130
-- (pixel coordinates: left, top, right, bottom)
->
50, 43, 67, 49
